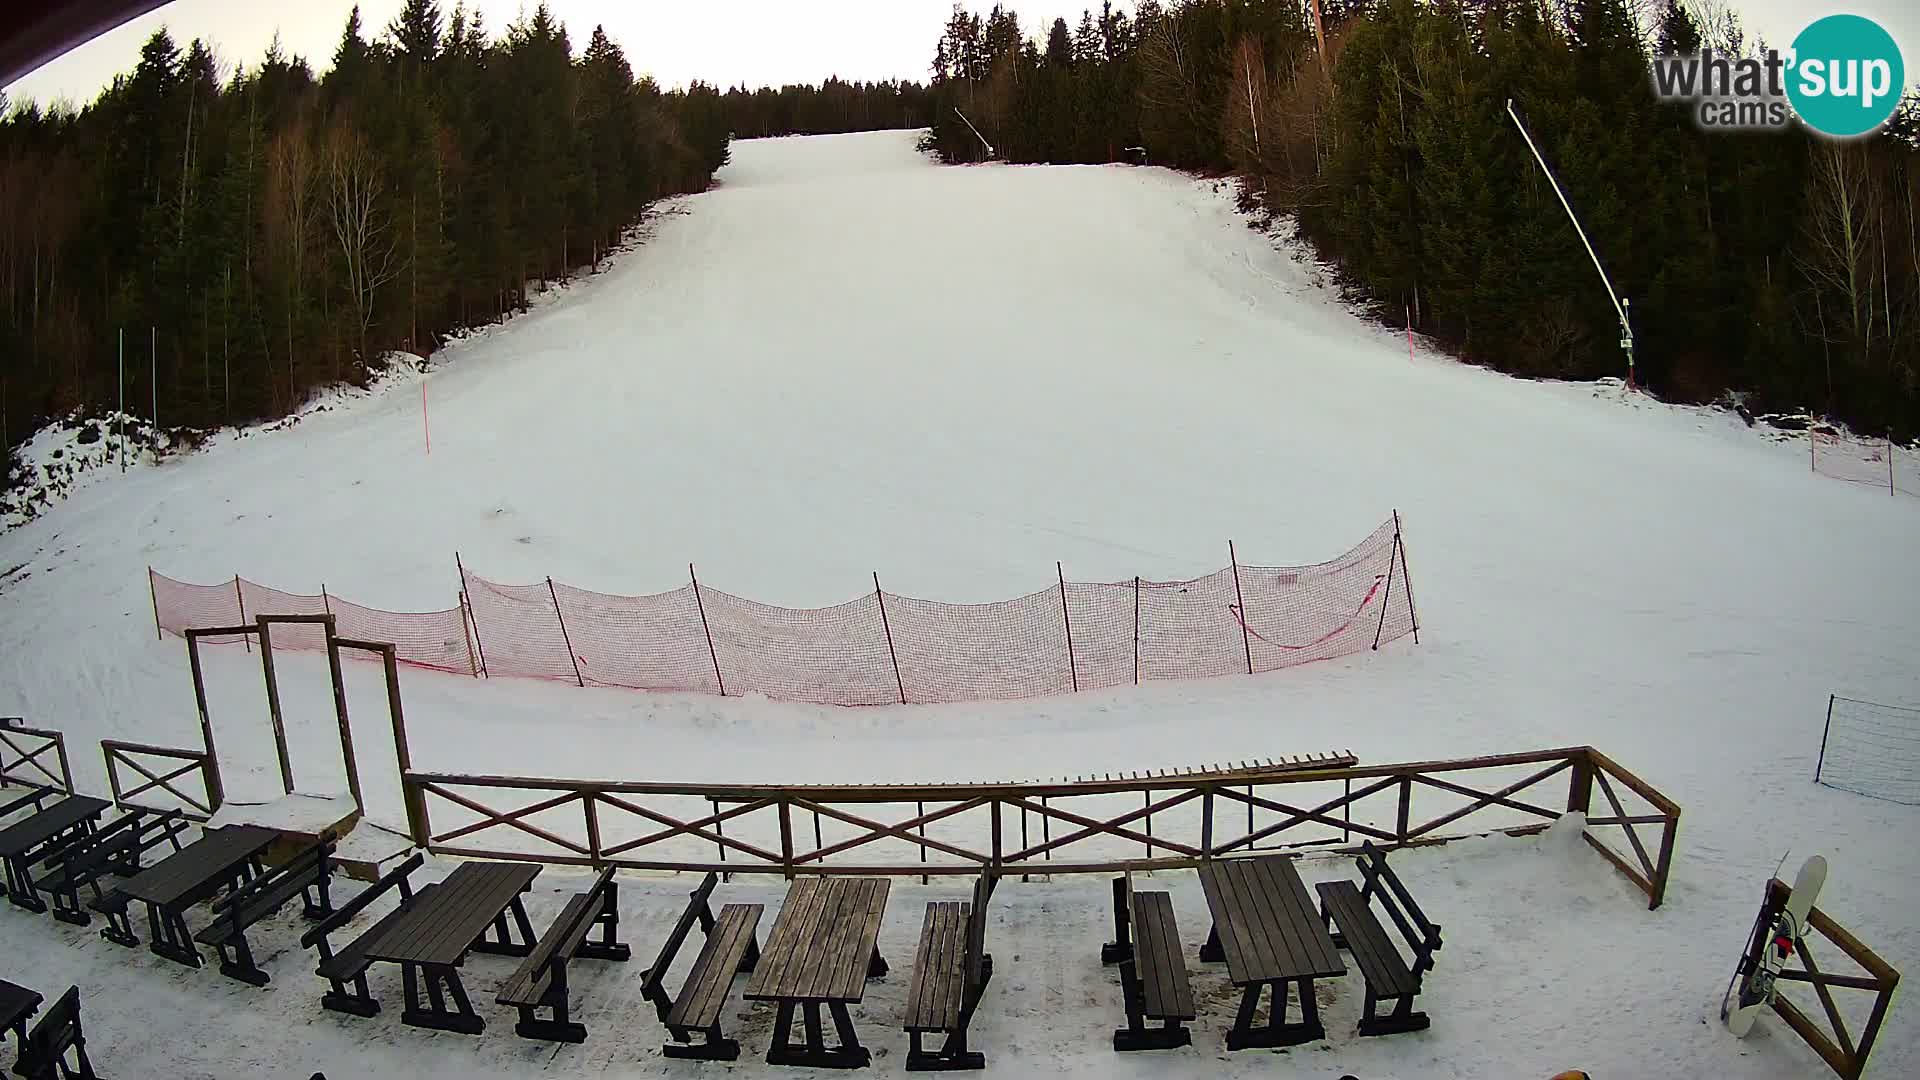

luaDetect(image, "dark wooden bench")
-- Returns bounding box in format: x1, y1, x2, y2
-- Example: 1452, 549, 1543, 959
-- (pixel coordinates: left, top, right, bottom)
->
903, 870, 996, 1071
35, 808, 188, 925
195, 839, 336, 986
300, 852, 428, 1017
0, 784, 56, 820
1315, 841, 1443, 1037
1102, 874, 1195, 1051
12, 986, 100, 1080
496, 865, 631, 1042
0, 979, 42, 1054
639, 871, 763, 1061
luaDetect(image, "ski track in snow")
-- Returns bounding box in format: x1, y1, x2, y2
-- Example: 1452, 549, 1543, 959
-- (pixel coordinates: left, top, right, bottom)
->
0, 130, 1916, 1078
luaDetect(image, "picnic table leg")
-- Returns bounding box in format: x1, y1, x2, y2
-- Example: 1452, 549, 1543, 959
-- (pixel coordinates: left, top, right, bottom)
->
868, 945, 889, 979
1224, 983, 1264, 1051
216, 931, 271, 987
99, 902, 138, 948
4, 855, 46, 913
149, 907, 203, 968
48, 883, 87, 926
1198, 923, 1224, 964
472, 897, 536, 957
400, 964, 485, 1035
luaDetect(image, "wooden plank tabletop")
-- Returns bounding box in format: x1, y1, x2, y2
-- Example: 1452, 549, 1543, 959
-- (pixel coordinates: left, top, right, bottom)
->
1198, 856, 1345, 985
116, 824, 277, 908
363, 861, 540, 967
744, 877, 890, 1005
0, 795, 109, 857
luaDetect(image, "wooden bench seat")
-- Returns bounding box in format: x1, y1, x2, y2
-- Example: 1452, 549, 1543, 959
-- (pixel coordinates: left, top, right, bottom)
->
194, 839, 335, 985
1315, 842, 1442, 1036
1102, 875, 1194, 1051
903, 870, 995, 1071
496, 866, 630, 1042
639, 872, 762, 1061
13, 986, 99, 1080
36, 809, 187, 925
300, 853, 427, 1018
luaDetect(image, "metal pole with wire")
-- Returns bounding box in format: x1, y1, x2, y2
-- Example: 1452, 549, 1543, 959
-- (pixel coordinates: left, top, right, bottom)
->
1506, 99, 1636, 390
953, 107, 996, 159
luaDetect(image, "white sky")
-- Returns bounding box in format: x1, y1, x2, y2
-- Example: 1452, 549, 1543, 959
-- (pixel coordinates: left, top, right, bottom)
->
5, 0, 1919, 108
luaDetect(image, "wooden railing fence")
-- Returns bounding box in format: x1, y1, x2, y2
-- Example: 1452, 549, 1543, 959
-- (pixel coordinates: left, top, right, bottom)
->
1760, 876, 1902, 1079
403, 745, 1681, 908
0, 719, 72, 793
101, 738, 220, 819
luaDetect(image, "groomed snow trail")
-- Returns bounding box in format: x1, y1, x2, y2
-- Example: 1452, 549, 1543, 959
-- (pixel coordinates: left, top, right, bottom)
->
0, 131, 1915, 1078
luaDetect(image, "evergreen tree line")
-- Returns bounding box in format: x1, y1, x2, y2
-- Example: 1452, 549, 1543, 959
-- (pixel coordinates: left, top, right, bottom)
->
0, 1, 737, 456
717, 78, 933, 139
924, 0, 1920, 440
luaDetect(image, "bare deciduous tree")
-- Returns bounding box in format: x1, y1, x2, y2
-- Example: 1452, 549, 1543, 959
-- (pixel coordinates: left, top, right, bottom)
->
325, 120, 405, 374
1799, 141, 1878, 409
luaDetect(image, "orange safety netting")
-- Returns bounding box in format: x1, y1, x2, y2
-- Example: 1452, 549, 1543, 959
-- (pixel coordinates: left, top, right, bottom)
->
151, 515, 1417, 705
1811, 429, 1919, 497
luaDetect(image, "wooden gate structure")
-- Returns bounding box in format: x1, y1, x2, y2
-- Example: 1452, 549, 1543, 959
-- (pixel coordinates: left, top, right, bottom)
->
402, 745, 1683, 909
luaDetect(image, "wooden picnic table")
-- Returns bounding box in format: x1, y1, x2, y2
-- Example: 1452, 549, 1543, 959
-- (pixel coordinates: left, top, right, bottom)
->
101, 824, 278, 967
1198, 854, 1347, 1049
744, 876, 891, 1068
359, 860, 541, 1034
0, 978, 41, 1051
0, 795, 109, 912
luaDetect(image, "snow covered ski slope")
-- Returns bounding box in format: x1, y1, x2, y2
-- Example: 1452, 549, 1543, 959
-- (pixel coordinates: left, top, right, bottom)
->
0, 130, 1915, 1078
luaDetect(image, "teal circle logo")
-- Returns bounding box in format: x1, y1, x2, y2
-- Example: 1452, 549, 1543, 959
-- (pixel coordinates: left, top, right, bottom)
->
1787, 14, 1904, 137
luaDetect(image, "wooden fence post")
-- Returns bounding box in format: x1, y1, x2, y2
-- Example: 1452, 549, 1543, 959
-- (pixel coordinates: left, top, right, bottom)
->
1229, 542, 1253, 674
547, 577, 585, 687
256, 618, 295, 795
874, 573, 906, 704
322, 617, 364, 811
1567, 751, 1594, 814
691, 564, 726, 697
456, 552, 488, 678
185, 632, 223, 808
1058, 562, 1078, 692
384, 647, 429, 848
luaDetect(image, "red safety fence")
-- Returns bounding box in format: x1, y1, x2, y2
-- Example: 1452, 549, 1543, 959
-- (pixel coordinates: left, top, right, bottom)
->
151, 514, 1419, 705
1811, 427, 1919, 497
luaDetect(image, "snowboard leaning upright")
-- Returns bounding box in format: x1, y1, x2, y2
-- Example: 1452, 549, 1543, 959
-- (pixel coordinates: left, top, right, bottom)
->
1723, 854, 1827, 1037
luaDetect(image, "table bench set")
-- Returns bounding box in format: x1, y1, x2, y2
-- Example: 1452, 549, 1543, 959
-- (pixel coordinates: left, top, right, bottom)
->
1107, 843, 1444, 1052
1, 784, 1444, 1070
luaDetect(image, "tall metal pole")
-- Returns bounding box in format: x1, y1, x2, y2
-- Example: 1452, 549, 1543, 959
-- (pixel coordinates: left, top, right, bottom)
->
1815, 695, 1836, 783
150, 325, 157, 428
1506, 99, 1635, 389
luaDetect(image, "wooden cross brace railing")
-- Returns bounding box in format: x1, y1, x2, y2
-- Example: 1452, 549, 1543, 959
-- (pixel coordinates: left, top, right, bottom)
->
0, 726, 71, 792
1762, 878, 1902, 1079
422, 782, 591, 857
103, 741, 212, 818
789, 796, 993, 866
596, 791, 785, 864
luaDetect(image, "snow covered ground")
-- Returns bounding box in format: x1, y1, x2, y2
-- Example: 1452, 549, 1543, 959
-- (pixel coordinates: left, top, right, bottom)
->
0, 130, 1916, 1077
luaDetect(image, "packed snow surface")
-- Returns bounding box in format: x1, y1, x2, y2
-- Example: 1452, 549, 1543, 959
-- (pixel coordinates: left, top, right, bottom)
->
0, 130, 1916, 1078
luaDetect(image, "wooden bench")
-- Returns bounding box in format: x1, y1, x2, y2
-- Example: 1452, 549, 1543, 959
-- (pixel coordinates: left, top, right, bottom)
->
496, 865, 631, 1042
13, 986, 100, 1080
1315, 841, 1443, 1037
903, 870, 996, 1071
300, 852, 429, 1018
1102, 874, 1195, 1051
0, 978, 41, 1054
195, 839, 336, 986
35, 808, 188, 925
0, 784, 56, 820
639, 871, 763, 1061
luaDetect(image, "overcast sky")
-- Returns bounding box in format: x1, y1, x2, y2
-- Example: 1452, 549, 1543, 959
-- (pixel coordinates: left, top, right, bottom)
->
6, 0, 1918, 108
